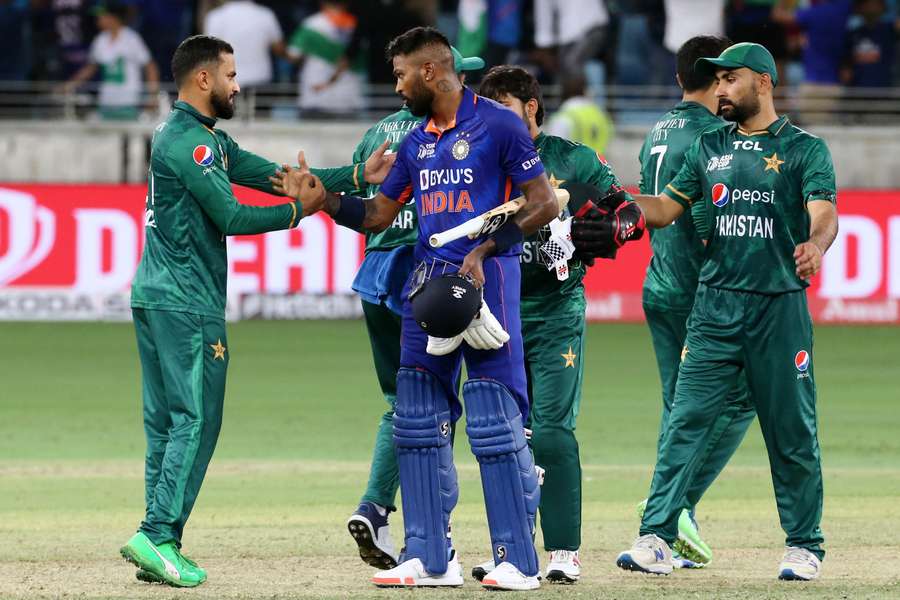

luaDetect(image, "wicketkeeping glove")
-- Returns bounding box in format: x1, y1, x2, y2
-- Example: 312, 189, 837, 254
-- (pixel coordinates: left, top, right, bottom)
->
462, 300, 510, 351
572, 201, 646, 258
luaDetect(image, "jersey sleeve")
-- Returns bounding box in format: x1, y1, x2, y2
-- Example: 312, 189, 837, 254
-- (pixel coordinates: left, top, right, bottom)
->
490, 106, 545, 185
664, 138, 703, 209
166, 138, 301, 235
799, 138, 837, 205
637, 137, 650, 194
222, 132, 280, 193
379, 135, 414, 204
310, 164, 360, 194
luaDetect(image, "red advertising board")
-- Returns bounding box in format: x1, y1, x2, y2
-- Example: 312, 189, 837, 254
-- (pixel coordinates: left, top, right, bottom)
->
0, 184, 898, 322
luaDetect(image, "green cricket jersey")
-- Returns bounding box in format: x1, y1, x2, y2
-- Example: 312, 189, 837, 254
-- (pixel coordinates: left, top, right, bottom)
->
520, 133, 627, 321
665, 115, 836, 294
352, 107, 421, 252
131, 101, 357, 318
640, 101, 726, 311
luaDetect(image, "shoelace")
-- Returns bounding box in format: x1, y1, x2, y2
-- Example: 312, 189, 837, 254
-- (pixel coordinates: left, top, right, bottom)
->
635, 534, 661, 551
784, 547, 814, 564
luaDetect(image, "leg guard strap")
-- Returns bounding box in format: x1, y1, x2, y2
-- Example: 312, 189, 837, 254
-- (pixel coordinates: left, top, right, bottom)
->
394, 367, 458, 574
463, 378, 540, 576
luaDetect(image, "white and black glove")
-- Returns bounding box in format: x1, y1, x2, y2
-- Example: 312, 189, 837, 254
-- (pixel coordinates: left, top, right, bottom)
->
462, 300, 510, 350
426, 334, 464, 356
538, 217, 576, 281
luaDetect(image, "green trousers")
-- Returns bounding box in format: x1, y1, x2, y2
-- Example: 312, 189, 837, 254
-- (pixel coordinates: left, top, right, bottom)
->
641, 285, 825, 559
523, 312, 584, 551
132, 308, 228, 547
644, 304, 755, 509
359, 300, 402, 511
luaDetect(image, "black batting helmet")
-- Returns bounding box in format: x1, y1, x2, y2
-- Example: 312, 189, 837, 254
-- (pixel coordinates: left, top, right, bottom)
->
411, 274, 481, 338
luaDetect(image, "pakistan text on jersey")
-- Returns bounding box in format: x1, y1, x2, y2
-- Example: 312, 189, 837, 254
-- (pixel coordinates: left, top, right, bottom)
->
520, 240, 542, 264
649, 117, 687, 143
419, 168, 475, 191
715, 215, 775, 239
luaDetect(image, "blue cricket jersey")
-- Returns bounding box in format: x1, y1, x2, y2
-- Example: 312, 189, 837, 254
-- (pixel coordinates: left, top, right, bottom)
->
380, 87, 545, 263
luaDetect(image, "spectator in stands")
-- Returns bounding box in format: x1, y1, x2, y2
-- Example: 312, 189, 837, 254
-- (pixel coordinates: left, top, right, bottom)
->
664, 0, 726, 54
0, 0, 29, 81
62, 2, 159, 120
843, 0, 896, 87
139, 0, 194, 83
287, 0, 364, 115
534, 0, 609, 83
31, 0, 97, 80
203, 0, 287, 90
545, 74, 614, 155
773, 0, 852, 120
457, 0, 523, 80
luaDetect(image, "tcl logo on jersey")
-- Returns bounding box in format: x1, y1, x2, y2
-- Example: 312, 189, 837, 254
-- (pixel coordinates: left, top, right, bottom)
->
732, 140, 764, 151
192, 145, 214, 167
710, 184, 776, 207
794, 350, 811, 379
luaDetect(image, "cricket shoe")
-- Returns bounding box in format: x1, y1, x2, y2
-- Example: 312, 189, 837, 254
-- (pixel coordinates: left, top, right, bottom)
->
372, 550, 463, 587
119, 532, 203, 587
482, 561, 540, 591
545, 550, 581, 583
137, 551, 207, 584
347, 501, 399, 569
471, 559, 495, 582
636, 499, 712, 566
616, 534, 673, 575
778, 547, 822, 581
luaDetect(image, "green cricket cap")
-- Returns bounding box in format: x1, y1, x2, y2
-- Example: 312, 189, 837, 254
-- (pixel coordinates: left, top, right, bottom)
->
695, 42, 778, 86
451, 46, 485, 74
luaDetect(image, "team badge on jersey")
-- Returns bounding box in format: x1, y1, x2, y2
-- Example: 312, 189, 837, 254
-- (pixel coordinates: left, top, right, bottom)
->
711, 183, 730, 207
193, 145, 215, 167
451, 138, 470, 160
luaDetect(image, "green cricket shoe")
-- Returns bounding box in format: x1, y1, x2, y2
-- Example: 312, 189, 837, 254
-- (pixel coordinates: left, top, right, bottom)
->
119, 532, 204, 587
635, 500, 713, 566
136, 552, 206, 584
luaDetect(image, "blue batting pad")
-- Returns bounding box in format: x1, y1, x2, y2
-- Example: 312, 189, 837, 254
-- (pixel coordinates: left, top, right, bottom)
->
463, 378, 540, 576
393, 367, 458, 574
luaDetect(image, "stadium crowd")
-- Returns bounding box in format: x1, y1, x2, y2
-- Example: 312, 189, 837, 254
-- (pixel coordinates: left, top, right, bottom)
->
1, 0, 897, 122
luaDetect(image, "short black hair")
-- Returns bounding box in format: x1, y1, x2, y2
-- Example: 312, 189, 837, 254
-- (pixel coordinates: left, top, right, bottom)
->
478, 65, 545, 126
385, 26, 451, 62
678, 35, 732, 92
171, 35, 234, 88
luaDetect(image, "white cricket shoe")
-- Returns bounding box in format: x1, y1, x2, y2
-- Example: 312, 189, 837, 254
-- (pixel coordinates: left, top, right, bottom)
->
471, 559, 495, 582
347, 502, 398, 569
778, 547, 821, 581
371, 551, 463, 587
545, 550, 581, 583
482, 561, 540, 591
616, 534, 673, 575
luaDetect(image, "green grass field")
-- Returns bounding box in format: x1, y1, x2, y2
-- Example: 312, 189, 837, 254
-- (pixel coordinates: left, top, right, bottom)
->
1, 321, 899, 599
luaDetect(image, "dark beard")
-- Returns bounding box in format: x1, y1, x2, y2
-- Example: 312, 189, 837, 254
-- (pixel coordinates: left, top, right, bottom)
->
404, 78, 434, 117
211, 89, 235, 119
720, 95, 760, 123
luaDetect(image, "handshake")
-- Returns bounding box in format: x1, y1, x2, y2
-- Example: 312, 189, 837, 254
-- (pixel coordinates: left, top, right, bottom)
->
565, 182, 647, 262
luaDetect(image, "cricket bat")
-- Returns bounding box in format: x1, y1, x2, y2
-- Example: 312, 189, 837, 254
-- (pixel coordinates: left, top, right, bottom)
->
428, 188, 570, 248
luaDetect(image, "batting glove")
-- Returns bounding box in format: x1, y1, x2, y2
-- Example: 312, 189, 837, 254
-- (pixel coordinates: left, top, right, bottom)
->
462, 300, 510, 351
426, 334, 464, 356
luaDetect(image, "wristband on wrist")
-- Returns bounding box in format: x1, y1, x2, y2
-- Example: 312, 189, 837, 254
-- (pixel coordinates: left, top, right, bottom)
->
489, 220, 524, 254
334, 194, 366, 232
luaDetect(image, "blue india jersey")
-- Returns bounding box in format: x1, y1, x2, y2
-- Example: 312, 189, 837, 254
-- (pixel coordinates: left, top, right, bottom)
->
380, 87, 545, 263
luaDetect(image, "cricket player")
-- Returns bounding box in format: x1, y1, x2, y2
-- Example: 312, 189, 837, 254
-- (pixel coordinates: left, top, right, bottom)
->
343, 47, 486, 570
275, 26, 560, 591
120, 35, 393, 587
637, 35, 757, 568
605, 42, 838, 580
476, 64, 632, 583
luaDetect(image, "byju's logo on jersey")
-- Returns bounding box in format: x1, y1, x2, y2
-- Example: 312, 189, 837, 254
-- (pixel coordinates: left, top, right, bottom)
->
192, 145, 215, 167
795, 350, 811, 379
711, 183, 730, 207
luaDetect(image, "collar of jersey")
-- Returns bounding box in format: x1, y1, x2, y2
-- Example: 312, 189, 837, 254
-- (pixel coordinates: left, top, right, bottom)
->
173, 100, 217, 129
675, 100, 714, 116
423, 87, 477, 139
734, 115, 789, 137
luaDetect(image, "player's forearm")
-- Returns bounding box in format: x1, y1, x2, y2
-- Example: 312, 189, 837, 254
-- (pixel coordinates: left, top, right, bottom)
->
634, 194, 684, 228
514, 176, 559, 235
220, 201, 301, 235
807, 201, 838, 254
311, 164, 362, 194
324, 192, 396, 233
